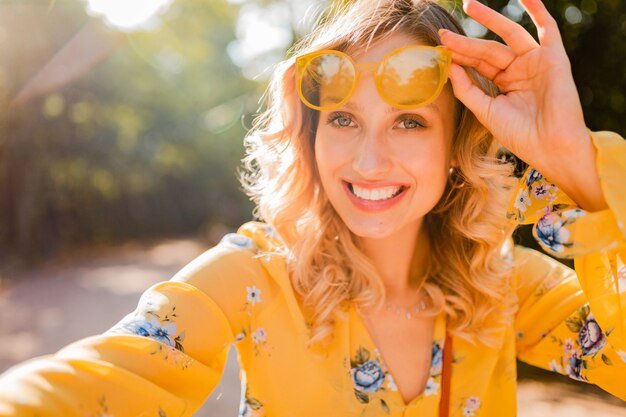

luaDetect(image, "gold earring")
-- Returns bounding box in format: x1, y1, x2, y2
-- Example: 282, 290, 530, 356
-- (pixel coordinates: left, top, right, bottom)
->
448, 167, 465, 188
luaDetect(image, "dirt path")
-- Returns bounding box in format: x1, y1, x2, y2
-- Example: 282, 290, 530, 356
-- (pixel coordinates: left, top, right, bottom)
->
1, 239, 625, 416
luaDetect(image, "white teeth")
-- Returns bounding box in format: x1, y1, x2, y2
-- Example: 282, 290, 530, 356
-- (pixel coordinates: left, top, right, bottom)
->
351, 184, 402, 201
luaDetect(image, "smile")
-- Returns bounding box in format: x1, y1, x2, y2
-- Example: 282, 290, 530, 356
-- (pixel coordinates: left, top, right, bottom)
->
342, 180, 409, 212
348, 183, 405, 201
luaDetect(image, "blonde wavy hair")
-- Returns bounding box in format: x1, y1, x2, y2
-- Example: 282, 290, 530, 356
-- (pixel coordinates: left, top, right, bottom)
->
241, 0, 519, 350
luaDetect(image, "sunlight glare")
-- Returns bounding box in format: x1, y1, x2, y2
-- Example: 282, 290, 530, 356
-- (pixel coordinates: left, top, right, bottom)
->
85, 0, 173, 31
227, 3, 293, 80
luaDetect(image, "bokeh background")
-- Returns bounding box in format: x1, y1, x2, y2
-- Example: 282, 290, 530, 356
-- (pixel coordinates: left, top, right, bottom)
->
0, 0, 625, 415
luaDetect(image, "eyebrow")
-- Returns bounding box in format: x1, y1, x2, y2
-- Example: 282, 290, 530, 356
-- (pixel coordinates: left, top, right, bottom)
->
341, 101, 440, 114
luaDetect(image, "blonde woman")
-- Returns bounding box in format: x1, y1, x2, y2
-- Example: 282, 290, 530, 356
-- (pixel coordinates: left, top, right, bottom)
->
1, 0, 625, 416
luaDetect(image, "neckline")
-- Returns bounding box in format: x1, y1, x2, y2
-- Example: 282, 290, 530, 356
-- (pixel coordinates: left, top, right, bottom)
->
349, 304, 446, 408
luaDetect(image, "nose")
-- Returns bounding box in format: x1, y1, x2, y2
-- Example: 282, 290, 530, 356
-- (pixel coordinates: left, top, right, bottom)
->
352, 130, 393, 179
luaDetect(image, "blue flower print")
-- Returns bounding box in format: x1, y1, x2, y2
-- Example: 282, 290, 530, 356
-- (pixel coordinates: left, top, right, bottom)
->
114, 312, 180, 349
525, 168, 543, 186
263, 224, 281, 241
535, 213, 571, 253
431, 342, 443, 375
221, 233, 256, 250
352, 360, 385, 393
423, 377, 440, 396
559, 304, 605, 382
239, 385, 264, 417
128, 320, 152, 337
565, 354, 584, 381
560, 338, 581, 377
578, 312, 606, 356
109, 305, 189, 369
149, 317, 178, 347
122, 316, 178, 347
349, 345, 391, 412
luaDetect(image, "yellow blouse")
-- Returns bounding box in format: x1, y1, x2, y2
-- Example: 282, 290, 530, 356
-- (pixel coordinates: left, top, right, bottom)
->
1, 130, 625, 417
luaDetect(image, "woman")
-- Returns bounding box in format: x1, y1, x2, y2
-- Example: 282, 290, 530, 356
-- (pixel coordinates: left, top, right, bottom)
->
1, 0, 625, 416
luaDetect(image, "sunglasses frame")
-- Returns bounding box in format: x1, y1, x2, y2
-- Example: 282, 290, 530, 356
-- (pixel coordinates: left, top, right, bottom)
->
295, 45, 452, 111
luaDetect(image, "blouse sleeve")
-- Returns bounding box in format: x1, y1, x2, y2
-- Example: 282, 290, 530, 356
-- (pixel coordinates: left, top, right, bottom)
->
0, 234, 267, 417
509, 130, 626, 400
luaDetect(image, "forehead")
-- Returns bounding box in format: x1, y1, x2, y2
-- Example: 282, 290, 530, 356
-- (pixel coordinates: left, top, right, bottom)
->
350, 32, 428, 63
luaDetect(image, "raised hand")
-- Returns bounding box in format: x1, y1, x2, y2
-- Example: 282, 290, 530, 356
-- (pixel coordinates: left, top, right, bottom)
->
440, 0, 607, 211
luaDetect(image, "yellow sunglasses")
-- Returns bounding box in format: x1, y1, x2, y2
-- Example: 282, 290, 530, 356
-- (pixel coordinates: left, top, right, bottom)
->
296, 45, 452, 111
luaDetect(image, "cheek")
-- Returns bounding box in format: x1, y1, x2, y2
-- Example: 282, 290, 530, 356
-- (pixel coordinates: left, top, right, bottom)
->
314, 130, 337, 188
315, 124, 352, 169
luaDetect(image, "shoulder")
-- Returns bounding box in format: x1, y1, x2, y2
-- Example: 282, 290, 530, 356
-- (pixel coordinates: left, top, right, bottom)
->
170, 221, 286, 302
511, 244, 578, 303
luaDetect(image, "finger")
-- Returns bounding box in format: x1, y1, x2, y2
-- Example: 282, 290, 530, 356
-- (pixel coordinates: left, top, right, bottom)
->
463, 0, 537, 55
450, 51, 501, 82
439, 29, 516, 71
518, 0, 563, 47
447, 63, 493, 126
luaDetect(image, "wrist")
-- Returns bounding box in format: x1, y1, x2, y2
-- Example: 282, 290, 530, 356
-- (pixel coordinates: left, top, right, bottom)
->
548, 131, 608, 212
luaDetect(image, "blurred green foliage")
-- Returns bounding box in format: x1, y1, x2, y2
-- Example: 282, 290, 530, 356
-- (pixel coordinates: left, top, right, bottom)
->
1, 0, 262, 259
462, 0, 626, 134
0, 0, 624, 261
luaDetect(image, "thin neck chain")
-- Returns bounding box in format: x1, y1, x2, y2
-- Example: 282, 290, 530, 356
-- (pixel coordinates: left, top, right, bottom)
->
385, 297, 428, 320
384, 276, 429, 320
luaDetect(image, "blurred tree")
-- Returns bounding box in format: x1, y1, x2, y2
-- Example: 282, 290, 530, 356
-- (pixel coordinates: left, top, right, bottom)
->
454, 0, 625, 136
1, 0, 261, 260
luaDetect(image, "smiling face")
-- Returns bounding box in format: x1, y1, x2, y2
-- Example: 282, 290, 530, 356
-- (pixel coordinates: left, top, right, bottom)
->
314, 32, 457, 241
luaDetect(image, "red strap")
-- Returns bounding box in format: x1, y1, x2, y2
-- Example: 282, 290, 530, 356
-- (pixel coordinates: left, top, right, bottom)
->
438, 333, 453, 417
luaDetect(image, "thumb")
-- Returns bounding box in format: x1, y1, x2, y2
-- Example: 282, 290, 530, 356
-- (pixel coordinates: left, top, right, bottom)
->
448, 63, 492, 127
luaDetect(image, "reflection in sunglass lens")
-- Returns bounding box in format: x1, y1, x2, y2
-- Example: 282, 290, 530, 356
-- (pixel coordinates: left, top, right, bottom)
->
301, 53, 355, 109
377, 48, 442, 107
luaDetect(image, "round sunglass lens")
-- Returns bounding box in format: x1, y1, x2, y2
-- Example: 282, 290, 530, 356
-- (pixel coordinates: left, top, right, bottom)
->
378, 48, 443, 107
301, 53, 355, 109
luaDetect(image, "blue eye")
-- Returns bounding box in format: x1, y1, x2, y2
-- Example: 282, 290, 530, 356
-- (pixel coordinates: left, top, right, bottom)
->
397, 116, 425, 129
327, 112, 356, 128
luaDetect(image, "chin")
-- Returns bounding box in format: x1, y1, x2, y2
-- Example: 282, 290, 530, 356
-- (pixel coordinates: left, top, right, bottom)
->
339, 216, 414, 240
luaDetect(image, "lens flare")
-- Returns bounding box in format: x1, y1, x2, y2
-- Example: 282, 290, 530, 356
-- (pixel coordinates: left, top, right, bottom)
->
85, 0, 173, 31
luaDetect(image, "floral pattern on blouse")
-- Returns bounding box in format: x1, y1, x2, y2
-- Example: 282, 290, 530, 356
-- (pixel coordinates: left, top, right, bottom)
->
81, 396, 169, 417
547, 303, 615, 381
220, 233, 258, 250
618, 265, 626, 293
349, 346, 391, 413
504, 165, 615, 260
108, 303, 193, 371
460, 396, 482, 417
430, 342, 443, 376
235, 286, 273, 357
239, 385, 264, 417
83, 396, 113, 417
506, 167, 562, 223
348, 339, 446, 412
534, 208, 586, 255
422, 341, 444, 397
111, 305, 185, 352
